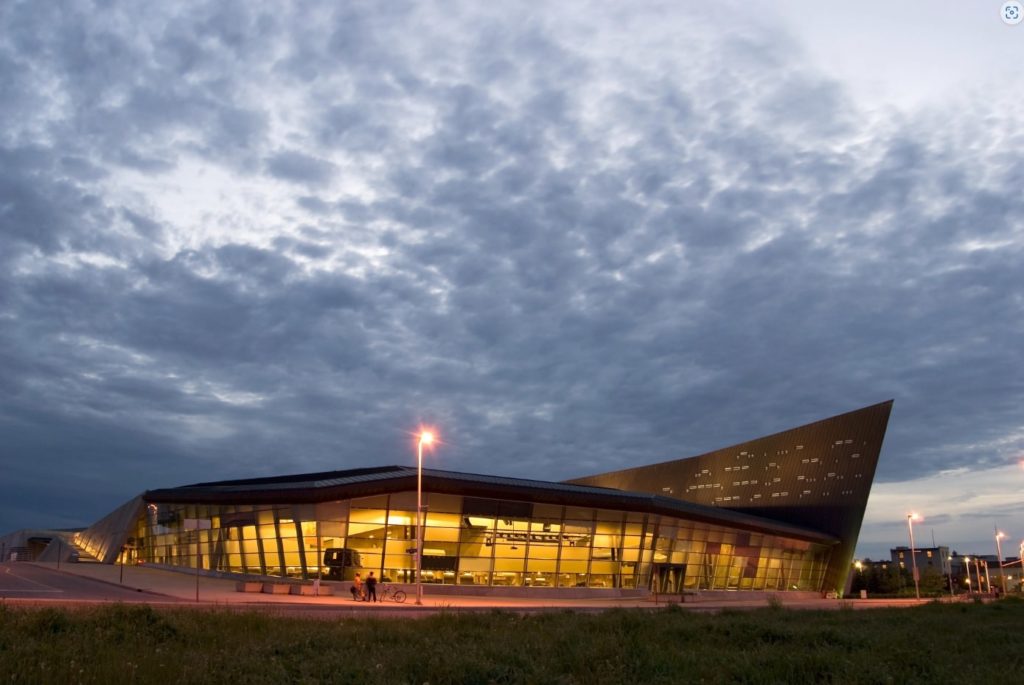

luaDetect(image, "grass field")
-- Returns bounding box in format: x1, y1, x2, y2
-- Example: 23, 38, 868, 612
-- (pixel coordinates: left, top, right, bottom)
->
1, 599, 1022, 684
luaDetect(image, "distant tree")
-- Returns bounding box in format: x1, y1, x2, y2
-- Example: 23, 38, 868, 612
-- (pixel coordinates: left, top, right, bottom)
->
851, 563, 938, 597
919, 567, 946, 595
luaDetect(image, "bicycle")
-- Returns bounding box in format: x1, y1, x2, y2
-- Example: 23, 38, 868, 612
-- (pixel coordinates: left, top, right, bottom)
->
378, 584, 407, 603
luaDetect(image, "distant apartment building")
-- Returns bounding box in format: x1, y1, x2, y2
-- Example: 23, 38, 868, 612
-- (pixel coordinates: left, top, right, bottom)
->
948, 552, 1023, 593
891, 546, 950, 577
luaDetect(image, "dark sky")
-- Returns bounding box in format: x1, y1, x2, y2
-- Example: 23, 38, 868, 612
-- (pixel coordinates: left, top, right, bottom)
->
1, 2, 1021, 558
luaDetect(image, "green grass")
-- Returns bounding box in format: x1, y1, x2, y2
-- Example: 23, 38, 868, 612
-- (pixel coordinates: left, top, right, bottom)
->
1, 599, 1022, 684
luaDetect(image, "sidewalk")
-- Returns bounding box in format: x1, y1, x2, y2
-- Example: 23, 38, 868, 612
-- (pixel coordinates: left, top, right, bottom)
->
29, 561, 664, 611
27, 561, 925, 613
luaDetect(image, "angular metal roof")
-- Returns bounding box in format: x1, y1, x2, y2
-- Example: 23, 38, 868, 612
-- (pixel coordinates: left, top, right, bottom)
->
145, 464, 837, 544
569, 400, 894, 595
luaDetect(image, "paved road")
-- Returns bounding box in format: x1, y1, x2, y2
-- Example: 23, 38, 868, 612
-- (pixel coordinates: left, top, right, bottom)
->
3, 561, 951, 617
0, 562, 169, 602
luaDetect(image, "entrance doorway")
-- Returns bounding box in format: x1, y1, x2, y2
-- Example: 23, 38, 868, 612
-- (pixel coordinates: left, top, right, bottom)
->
651, 563, 687, 594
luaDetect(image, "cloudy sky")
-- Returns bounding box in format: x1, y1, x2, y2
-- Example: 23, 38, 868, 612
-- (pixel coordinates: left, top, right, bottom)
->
1, 1, 1021, 560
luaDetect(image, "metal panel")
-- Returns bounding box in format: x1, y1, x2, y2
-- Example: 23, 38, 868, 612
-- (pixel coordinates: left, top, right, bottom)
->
567, 400, 893, 594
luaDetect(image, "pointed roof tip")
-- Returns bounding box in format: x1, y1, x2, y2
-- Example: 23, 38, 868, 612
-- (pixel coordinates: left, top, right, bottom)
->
567, 400, 895, 481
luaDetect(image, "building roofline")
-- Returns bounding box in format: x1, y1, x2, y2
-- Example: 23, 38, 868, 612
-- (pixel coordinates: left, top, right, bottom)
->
568, 399, 894, 481
144, 465, 836, 545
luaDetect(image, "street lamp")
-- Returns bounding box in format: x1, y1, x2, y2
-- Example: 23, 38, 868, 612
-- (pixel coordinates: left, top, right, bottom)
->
906, 513, 921, 600
994, 528, 1007, 595
964, 557, 972, 593
415, 430, 435, 606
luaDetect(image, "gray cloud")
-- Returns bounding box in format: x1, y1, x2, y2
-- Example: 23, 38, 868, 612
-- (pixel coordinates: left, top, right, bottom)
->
266, 151, 338, 186
0, 1, 1020, 555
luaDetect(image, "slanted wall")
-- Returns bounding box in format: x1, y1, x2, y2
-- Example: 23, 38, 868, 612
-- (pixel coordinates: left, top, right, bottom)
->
568, 401, 893, 595
74, 495, 145, 564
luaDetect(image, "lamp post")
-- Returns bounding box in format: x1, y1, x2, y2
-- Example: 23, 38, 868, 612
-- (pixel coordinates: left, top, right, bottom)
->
994, 528, 1007, 595
1020, 541, 1024, 592
415, 430, 435, 606
964, 557, 971, 594
906, 513, 921, 600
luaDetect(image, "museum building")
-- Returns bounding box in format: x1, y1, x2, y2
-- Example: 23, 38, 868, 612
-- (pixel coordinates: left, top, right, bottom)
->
72, 401, 892, 596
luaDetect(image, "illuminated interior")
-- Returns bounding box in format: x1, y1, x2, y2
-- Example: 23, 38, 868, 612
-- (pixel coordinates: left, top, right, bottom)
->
134, 491, 831, 591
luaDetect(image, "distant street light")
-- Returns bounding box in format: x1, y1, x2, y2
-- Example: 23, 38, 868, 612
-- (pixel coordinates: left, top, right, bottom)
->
415, 429, 436, 606
1020, 541, 1024, 592
964, 557, 972, 592
906, 513, 921, 600
994, 528, 1007, 595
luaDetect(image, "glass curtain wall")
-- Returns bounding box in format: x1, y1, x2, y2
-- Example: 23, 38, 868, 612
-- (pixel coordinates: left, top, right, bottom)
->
134, 492, 831, 592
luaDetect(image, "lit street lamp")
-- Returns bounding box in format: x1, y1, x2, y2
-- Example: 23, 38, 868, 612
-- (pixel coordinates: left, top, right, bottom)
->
964, 557, 972, 593
994, 528, 1007, 595
1018, 541, 1024, 593
906, 513, 921, 600
415, 430, 435, 606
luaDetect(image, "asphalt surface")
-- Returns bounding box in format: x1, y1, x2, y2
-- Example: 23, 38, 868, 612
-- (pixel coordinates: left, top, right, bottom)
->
1, 561, 945, 617
1, 562, 169, 602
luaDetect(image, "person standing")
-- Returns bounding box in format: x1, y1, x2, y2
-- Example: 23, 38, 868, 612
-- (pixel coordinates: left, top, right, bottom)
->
365, 571, 378, 602
350, 573, 363, 601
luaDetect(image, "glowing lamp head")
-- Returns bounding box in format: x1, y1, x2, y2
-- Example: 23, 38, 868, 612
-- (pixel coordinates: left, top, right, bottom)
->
996, 531, 1006, 540
420, 431, 434, 446
908, 512, 921, 522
